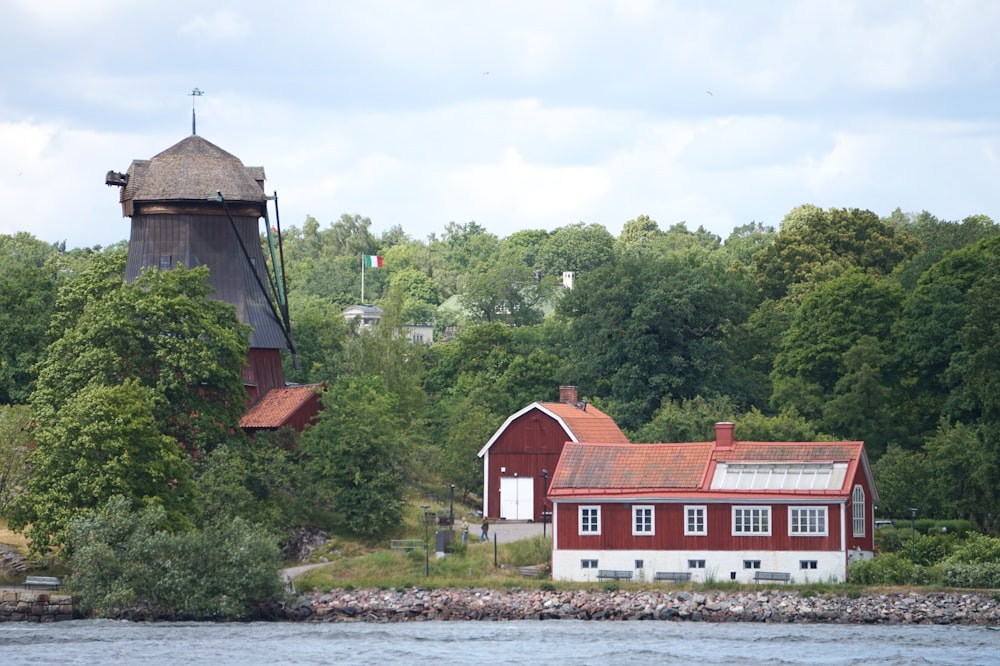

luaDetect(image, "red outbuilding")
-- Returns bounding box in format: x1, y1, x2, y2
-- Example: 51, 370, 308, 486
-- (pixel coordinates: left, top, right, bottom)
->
478, 386, 628, 522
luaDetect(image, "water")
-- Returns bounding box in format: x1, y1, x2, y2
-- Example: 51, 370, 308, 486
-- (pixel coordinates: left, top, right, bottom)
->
2, 620, 998, 665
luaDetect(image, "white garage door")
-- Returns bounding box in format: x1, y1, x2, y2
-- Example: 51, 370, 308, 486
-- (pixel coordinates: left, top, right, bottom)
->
499, 476, 534, 520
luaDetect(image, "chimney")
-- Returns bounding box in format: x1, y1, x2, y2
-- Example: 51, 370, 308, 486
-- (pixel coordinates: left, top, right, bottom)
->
559, 385, 579, 405
715, 422, 735, 449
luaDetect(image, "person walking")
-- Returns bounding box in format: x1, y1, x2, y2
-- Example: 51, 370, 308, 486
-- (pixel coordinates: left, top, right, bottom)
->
480, 520, 490, 542
461, 517, 469, 544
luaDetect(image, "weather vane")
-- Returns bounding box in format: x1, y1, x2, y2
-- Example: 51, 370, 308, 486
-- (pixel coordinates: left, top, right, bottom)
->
189, 88, 204, 135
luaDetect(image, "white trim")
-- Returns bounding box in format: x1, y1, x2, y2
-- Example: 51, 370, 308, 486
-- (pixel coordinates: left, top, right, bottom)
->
481, 451, 490, 517
788, 506, 828, 536
579, 505, 601, 535
732, 506, 771, 536
684, 505, 707, 536
477, 403, 578, 458
632, 505, 655, 536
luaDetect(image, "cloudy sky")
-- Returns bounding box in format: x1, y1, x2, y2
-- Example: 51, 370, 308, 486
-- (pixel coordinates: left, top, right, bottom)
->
2, 1, 999, 249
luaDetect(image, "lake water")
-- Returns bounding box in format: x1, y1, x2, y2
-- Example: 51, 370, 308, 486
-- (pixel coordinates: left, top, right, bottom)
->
2, 619, 998, 665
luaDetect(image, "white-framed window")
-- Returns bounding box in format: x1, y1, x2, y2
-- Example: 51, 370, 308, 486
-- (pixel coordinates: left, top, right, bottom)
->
743, 560, 761, 569
688, 559, 706, 569
733, 506, 771, 535
685, 505, 707, 535
853, 485, 866, 537
579, 506, 601, 535
581, 559, 598, 569
632, 505, 654, 535
800, 560, 818, 570
789, 507, 828, 536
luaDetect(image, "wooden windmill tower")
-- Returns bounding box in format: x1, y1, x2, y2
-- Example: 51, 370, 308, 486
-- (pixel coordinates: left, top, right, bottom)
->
106, 132, 298, 407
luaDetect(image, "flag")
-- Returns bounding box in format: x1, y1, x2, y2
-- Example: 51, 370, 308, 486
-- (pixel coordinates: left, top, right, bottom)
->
364, 255, 383, 268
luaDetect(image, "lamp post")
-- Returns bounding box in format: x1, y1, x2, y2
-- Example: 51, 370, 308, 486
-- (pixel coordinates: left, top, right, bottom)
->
450, 484, 455, 527
541, 469, 550, 539
421, 504, 430, 577
909, 507, 918, 565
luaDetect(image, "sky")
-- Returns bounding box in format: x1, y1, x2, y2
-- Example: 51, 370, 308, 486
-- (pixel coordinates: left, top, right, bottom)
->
2, 1, 1000, 250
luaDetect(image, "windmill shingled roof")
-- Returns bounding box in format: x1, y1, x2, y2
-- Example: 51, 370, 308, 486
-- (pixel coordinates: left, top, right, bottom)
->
124, 135, 266, 204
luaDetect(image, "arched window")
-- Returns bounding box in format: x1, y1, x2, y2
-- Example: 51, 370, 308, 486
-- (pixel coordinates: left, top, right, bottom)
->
852, 485, 866, 537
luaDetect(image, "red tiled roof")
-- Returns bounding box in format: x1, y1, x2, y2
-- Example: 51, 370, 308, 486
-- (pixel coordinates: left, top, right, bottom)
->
552, 442, 712, 494
239, 385, 321, 429
540, 402, 630, 443
549, 436, 869, 500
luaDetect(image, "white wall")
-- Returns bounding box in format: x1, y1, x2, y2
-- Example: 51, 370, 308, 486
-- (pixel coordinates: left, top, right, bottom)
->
552, 548, 852, 584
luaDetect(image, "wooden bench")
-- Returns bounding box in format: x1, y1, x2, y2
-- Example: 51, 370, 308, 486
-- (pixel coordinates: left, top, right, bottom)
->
653, 571, 692, 583
25, 576, 61, 590
597, 569, 633, 581
753, 571, 791, 583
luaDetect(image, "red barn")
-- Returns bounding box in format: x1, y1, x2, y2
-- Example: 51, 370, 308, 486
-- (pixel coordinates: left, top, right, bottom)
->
478, 386, 628, 522
548, 422, 878, 583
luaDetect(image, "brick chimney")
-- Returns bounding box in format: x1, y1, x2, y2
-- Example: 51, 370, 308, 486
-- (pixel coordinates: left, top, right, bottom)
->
715, 422, 735, 450
559, 385, 579, 405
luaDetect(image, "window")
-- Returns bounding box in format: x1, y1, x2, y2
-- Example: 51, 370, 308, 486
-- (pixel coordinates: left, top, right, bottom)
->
789, 507, 828, 536
633, 505, 654, 535
685, 505, 707, 535
733, 507, 770, 535
853, 485, 866, 537
688, 559, 706, 569
581, 559, 598, 569
743, 560, 761, 569
579, 506, 601, 535
635, 560, 644, 569
800, 560, 818, 570
159, 254, 172, 270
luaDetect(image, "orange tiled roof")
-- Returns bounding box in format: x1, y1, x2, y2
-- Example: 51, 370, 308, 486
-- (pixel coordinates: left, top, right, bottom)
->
549, 437, 868, 499
553, 442, 711, 493
239, 385, 321, 429
541, 402, 630, 443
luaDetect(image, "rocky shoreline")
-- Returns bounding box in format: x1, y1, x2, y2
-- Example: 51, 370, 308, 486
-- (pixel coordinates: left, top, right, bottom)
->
261, 588, 1000, 625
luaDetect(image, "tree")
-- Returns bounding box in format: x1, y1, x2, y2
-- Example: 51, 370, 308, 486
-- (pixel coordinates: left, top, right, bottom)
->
0, 404, 32, 515
32, 265, 250, 457
537, 222, 615, 275
753, 206, 920, 300
0, 233, 61, 403
9, 380, 196, 553
297, 376, 408, 536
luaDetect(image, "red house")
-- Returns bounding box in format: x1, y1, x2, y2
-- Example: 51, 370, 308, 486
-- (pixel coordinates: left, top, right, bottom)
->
547, 422, 878, 583
478, 386, 628, 522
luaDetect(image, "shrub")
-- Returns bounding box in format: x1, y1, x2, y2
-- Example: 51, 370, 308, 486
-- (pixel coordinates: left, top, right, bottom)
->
848, 552, 926, 585
67, 496, 285, 620
941, 563, 1000, 589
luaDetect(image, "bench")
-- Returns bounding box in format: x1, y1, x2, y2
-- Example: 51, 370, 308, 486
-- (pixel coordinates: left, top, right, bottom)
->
25, 576, 61, 590
597, 569, 633, 581
653, 571, 692, 583
390, 539, 425, 551
753, 571, 791, 583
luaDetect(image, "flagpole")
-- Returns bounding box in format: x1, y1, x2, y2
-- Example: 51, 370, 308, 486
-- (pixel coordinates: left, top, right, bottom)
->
361, 254, 366, 304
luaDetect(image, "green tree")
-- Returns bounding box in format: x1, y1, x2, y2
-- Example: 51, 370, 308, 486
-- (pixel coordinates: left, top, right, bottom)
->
32, 265, 250, 457
9, 380, 196, 553
537, 222, 615, 275
298, 376, 408, 536
754, 206, 920, 300
68, 496, 284, 620
0, 404, 32, 515
0, 233, 61, 403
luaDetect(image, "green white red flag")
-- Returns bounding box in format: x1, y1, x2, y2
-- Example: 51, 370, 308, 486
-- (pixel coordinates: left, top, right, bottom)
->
364, 255, 383, 268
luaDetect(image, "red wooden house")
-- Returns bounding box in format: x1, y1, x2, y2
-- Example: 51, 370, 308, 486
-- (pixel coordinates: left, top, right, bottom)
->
478, 386, 628, 522
547, 422, 878, 583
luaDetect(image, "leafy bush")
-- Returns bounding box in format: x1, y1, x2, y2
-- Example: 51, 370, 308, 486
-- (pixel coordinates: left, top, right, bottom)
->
68, 496, 285, 619
940, 563, 1000, 589
941, 533, 1000, 565
848, 552, 927, 585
